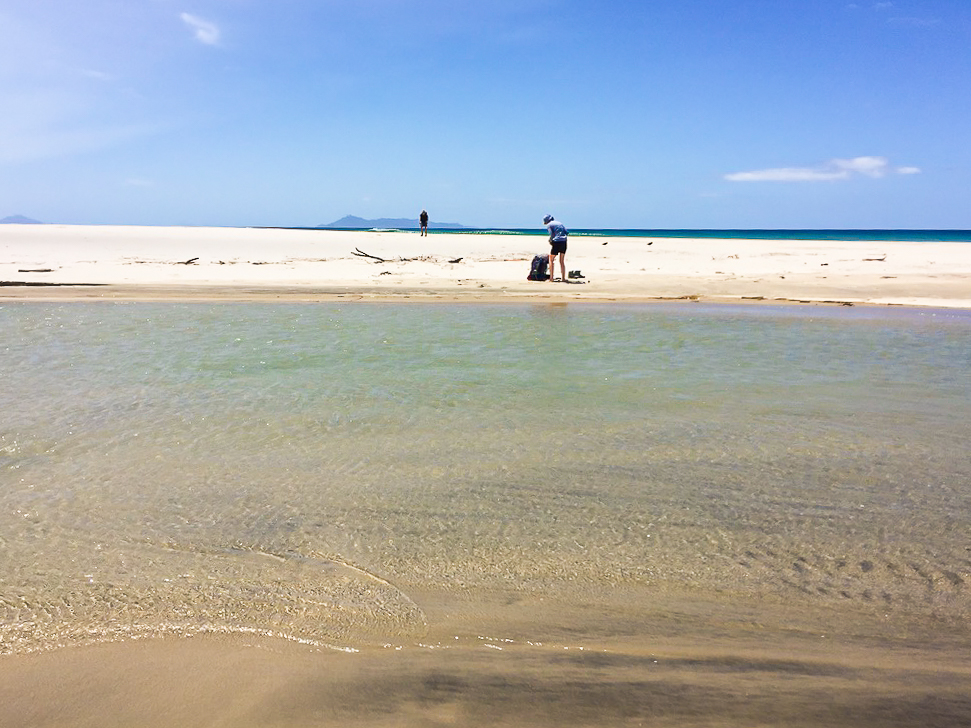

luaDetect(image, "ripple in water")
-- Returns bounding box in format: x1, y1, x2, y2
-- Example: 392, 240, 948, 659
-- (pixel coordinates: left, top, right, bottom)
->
2, 303, 970, 654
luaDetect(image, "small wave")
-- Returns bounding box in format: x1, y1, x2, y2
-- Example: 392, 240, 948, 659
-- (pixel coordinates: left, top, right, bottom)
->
0, 621, 361, 656
463, 229, 531, 236
0, 543, 428, 656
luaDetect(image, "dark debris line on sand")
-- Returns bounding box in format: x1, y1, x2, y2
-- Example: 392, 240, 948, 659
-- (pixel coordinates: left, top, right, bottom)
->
0, 281, 106, 287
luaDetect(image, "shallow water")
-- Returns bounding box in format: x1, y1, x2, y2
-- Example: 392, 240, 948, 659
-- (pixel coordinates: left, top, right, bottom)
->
2, 302, 970, 660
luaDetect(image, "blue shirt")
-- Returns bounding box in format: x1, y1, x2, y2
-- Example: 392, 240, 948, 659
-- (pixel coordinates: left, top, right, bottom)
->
546, 221, 568, 243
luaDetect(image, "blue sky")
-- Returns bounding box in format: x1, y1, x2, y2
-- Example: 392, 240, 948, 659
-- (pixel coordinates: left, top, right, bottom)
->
2, 0, 968, 228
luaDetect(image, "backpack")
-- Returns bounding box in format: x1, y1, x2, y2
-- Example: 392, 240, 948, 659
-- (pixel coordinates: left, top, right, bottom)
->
527, 254, 549, 281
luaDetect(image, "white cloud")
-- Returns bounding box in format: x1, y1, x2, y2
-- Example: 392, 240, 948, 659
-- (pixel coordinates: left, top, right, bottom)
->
180, 13, 220, 45
725, 157, 920, 183
833, 156, 889, 177
725, 167, 847, 182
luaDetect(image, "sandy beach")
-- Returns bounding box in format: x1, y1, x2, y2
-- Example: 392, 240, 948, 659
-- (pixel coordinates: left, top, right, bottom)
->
2, 224, 969, 307
3, 228, 971, 726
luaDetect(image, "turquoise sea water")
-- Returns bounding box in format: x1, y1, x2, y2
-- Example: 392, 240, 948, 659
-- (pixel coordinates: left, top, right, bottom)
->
313, 227, 971, 242
2, 302, 971, 656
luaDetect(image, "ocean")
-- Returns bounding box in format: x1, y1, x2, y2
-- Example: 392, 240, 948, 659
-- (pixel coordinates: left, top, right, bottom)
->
313, 227, 971, 243
2, 301, 971, 725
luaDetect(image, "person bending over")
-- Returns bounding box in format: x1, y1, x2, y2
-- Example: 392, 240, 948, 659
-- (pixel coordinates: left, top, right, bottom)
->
543, 214, 568, 282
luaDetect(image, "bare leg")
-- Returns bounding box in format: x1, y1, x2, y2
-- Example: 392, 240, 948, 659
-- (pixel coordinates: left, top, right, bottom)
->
559, 254, 567, 282
548, 253, 555, 281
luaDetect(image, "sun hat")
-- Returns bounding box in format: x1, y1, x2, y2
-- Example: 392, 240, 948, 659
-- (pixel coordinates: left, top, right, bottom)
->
543, 214, 553, 224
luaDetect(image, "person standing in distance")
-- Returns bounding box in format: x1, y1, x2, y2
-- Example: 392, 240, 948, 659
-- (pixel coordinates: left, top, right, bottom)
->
419, 209, 429, 236
544, 214, 568, 282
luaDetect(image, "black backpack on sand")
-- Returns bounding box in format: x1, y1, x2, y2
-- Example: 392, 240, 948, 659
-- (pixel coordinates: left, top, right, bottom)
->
527, 254, 549, 281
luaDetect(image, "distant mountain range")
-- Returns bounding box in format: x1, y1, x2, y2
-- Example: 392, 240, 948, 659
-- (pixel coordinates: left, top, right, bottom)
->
318, 215, 468, 230
0, 214, 471, 228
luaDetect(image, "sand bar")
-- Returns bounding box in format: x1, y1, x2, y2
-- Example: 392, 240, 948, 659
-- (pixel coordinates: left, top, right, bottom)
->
2, 223, 969, 307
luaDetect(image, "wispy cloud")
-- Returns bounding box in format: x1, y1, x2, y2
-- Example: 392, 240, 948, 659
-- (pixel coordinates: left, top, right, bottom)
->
78, 68, 115, 81
0, 88, 168, 164
0, 122, 166, 165
180, 13, 221, 46
844, 2, 893, 10
887, 16, 940, 27
725, 157, 921, 183
844, 2, 939, 26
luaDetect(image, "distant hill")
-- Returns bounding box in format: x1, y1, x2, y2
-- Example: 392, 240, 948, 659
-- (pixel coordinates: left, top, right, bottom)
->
318, 215, 468, 230
0, 215, 42, 224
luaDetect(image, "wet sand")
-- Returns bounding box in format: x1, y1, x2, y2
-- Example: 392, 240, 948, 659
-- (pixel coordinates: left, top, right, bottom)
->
3, 586, 970, 728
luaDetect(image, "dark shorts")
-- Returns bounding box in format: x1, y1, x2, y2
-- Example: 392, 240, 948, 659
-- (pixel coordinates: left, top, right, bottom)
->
550, 239, 567, 255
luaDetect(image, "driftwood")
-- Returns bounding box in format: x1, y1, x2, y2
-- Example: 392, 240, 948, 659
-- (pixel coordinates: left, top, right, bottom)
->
352, 248, 387, 262
449, 257, 463, 264
179, 257, 199, 265
1, 281, 104, 287
863, 254, 887, 262
351, 248, 437, 264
